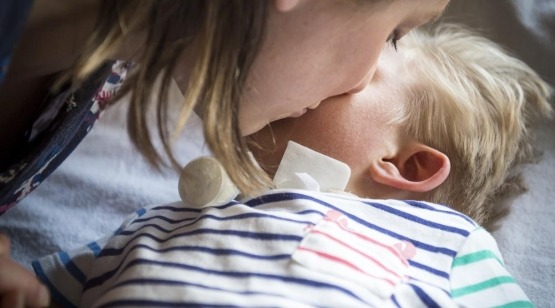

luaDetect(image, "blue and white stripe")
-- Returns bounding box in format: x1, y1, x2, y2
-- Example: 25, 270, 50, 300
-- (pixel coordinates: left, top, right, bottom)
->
33, 190, 528, 307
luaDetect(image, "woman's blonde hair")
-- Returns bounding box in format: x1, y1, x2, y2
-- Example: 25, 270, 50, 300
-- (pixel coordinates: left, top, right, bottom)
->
398, 24, 552, 230
66, 0, 271, 194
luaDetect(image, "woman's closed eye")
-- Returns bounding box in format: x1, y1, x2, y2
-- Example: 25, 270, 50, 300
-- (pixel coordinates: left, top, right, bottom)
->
386, 30, 401, 51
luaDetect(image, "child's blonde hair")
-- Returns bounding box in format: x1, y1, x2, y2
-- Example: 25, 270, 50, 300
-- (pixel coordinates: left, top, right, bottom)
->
399, 24, 552, 230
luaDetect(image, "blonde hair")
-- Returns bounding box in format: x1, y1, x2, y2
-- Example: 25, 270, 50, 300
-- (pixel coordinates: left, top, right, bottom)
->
398, 24, 553, 230
65, 0, 271, 194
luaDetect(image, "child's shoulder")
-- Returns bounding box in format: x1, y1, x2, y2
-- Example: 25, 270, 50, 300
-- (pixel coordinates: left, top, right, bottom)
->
350, 196, 480, 233
245, 189, 480, 233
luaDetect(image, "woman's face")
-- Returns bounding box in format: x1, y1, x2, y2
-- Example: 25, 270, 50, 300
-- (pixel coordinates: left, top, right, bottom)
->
250, 44, 412, 197
239, 0, 449, 136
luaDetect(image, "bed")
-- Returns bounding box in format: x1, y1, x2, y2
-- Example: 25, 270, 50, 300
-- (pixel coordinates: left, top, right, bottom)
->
1, 0, 554, 306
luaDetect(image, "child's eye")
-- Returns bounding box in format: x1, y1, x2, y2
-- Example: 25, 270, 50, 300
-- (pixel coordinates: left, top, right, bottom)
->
386, 31, 400, 51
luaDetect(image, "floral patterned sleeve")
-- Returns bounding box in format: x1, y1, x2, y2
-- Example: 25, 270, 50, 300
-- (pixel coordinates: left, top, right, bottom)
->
0, 61, 131, 214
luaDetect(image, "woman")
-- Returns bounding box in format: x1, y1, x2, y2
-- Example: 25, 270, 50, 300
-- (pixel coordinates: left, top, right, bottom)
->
0, 0, 449, 306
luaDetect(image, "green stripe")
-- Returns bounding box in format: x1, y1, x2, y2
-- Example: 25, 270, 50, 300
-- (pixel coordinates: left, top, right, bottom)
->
452, 276, 517, 297
452, 250, 504, 268
493, 300, 535, 308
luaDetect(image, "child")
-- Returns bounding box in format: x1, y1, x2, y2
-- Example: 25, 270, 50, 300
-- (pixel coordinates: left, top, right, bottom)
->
252, 23, 553, 231
33, 25, 551, 307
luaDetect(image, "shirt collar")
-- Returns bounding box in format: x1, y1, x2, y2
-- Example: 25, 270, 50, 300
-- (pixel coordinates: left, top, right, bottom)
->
272, 141, 352, 193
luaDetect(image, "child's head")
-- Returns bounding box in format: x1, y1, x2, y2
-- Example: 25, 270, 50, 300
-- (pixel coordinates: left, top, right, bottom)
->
251, 24, 553, 230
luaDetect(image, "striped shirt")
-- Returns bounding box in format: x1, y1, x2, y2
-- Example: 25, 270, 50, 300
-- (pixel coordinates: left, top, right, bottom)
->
33, 191, 531, 307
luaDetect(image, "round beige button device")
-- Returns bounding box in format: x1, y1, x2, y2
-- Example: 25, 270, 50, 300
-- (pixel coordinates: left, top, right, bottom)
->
178, 157, 239, 207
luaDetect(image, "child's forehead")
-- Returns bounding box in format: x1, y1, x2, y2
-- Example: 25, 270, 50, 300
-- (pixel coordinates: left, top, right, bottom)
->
377, 46, 420, 93
391, 46, 428, 87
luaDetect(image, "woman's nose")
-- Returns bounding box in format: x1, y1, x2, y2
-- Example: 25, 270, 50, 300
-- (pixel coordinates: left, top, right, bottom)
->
346, 67, 376, 94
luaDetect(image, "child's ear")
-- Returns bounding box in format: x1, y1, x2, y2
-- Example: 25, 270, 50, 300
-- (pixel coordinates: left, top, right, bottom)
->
369, 142, 450, 193
274, 0, 301, 12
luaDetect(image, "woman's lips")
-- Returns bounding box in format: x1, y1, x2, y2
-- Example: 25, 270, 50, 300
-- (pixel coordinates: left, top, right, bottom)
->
292, 101, 321, 116
271, 101, 321, 122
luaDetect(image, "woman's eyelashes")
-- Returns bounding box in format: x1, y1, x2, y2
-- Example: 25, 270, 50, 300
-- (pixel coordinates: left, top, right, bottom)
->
386, 30, 400, 51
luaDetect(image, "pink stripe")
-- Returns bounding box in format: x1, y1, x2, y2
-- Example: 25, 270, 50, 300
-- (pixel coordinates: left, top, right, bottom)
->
310, 230, 403, 279
296, 247, 396, 286
329, 220, 409, 266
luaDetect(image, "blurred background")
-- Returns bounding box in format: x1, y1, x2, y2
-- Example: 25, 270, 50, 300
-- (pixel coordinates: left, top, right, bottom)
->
443, 0, 554, 85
